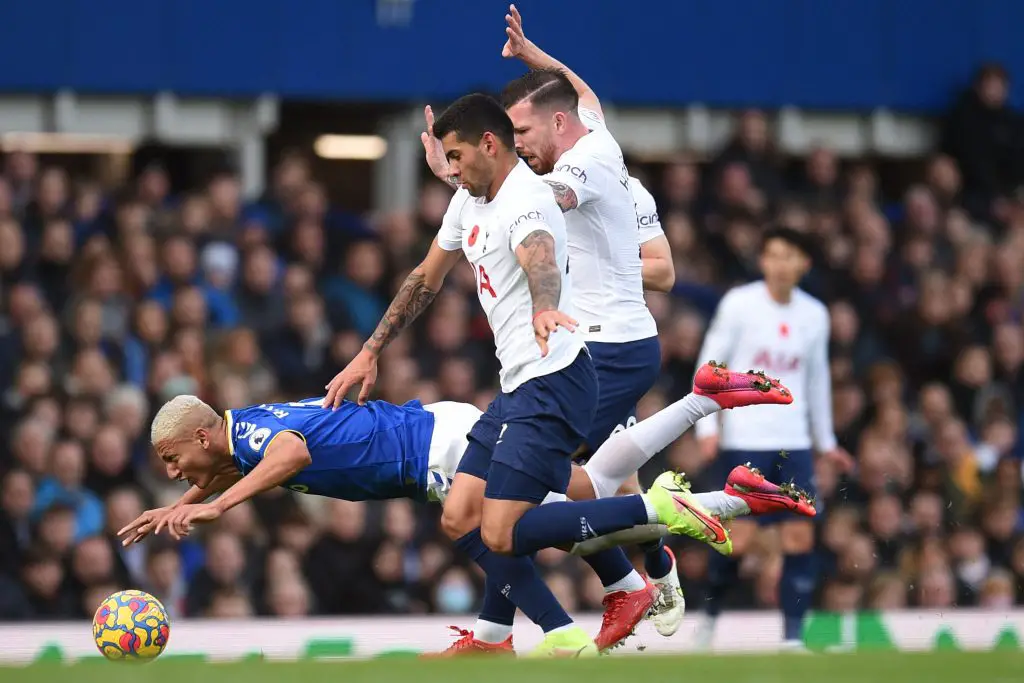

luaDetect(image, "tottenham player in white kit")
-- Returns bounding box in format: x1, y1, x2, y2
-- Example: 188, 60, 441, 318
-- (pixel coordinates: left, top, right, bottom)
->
694, 226, 855, 650
419, 6, 683, 651
325, 94, 728, 658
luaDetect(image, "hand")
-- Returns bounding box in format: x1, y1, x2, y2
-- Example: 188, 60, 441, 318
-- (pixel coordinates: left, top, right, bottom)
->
117, 506, 174, 547
501, 4, 529, 59
420, 106, 452, 183
698, 436, 719, 464
158, 504, 223, 540
532, 309, 577, 357
822, 447, 856, 474
323, 347, 379, 408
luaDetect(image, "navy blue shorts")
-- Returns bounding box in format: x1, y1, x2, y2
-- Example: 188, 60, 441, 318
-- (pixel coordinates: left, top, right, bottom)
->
583, 336, 661, 453
457, 351, 598, 503
717, 448, 816, 525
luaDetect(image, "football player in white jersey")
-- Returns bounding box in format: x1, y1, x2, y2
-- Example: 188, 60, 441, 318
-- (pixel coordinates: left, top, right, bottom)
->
418, 5, 684, 650
324, 94, 726, 658
694, 226, 855, 650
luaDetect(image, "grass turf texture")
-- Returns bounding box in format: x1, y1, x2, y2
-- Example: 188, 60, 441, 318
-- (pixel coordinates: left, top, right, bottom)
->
3, 652, 1023, 683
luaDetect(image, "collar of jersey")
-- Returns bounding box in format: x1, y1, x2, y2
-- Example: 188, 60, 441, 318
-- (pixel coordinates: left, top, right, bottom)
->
224, 410, 235, 456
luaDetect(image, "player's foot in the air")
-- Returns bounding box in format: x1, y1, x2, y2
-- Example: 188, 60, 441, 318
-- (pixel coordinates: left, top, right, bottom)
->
594, 579, 659, 651
726, 464, 817, 517
647, 471, 732, 556
420, 626, 514, 658
527, 626, 598, 658
693, 361, 793, 410
648, 546, 685, 637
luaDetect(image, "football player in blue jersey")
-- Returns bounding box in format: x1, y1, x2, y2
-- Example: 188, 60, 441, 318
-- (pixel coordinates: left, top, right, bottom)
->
118, 372, 810, 557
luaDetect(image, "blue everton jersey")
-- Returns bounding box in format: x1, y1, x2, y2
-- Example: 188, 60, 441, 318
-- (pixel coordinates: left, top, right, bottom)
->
225, 398, 435, 502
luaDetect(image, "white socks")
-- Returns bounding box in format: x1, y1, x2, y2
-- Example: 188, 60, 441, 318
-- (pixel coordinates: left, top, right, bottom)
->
694, 490, 750, 519
474, 619, 513, 644
584, 393, 721, 499
604, 570, 647, 594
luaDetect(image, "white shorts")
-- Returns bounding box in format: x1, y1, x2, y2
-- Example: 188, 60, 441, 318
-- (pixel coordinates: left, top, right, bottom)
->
423, 401, 482, 504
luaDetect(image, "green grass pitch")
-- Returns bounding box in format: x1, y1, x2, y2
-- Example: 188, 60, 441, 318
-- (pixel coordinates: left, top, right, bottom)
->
4, 651, 1023, 683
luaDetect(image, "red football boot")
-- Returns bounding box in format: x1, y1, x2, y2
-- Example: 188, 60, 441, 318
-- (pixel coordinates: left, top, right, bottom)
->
693, 361, 793, 409
420, 626, 514, 658
594, 579, 659, 652
725, 464, 816, 517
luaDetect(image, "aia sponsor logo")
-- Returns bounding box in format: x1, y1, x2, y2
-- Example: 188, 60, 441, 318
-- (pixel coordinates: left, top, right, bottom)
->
751, 350, 800, 373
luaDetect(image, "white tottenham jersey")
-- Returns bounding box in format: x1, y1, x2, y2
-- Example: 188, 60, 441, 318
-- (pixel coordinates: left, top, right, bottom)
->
437, 161, 584, 393
544, 106, 657, 344
694, 281, 837, 452
629, 176, 665, 246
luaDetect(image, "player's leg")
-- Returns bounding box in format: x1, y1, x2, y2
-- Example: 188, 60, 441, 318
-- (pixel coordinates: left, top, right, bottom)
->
583, 337, 673, 584
775, 449, 818, 649
440, 392, 594, 658
568, 461, 817, 553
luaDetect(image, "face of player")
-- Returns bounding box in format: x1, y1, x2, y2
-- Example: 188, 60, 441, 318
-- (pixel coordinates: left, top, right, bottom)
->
441, 132, 498, 198
156, 428, 221, 489
506, 101, 560, 175
760, 238, 810, 293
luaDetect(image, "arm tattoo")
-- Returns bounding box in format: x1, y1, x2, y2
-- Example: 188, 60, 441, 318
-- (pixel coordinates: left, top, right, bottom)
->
518, 230, 562, 315
364, 269, 437, 354
543, 179, 579, 212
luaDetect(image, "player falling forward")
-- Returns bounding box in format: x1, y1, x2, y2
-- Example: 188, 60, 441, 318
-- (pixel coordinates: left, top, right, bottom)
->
119, 365, 804, 546
694, 227, 854, 651
118, 365, 811, 652
419, 4, 682, 650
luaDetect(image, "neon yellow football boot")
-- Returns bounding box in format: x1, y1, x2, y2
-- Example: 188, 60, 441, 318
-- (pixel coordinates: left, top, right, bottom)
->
527, 626, 599, 658
647, 471, 733, 556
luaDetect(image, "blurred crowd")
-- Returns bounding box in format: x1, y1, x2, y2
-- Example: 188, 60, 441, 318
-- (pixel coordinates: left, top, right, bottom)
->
2, 64, 1024, 622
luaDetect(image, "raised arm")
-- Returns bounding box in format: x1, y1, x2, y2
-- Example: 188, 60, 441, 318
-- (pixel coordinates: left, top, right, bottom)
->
324, 239, 462, 406
502, 4, 603, 117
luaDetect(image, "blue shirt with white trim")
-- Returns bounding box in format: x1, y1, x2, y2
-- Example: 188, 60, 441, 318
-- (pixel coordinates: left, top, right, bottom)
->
225, 398, 435, 502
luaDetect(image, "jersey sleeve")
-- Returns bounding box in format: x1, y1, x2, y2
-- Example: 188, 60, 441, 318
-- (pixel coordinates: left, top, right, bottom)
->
544, 143, 604, 209
228, 410, 306, 474
507, 190, 557, 251
578, 106, 607, 132
435, 189, 470, 251
630, 177, 663, 244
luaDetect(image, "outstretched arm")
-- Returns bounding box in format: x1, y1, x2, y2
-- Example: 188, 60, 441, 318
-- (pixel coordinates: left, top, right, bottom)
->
502, 4, 603, 117
324, 239, 462, 406
162, 434, 313, 539
364, 240, 461, 354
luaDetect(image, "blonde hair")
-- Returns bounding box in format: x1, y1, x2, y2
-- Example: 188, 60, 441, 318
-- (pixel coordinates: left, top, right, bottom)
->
150, 394, 218, 446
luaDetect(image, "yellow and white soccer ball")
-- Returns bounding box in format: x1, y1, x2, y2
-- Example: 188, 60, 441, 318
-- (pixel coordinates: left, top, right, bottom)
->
92, 589, 171, 662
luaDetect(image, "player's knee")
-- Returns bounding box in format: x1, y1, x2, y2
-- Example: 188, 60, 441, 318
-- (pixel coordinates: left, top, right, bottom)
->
780, 520, 814, 554
480, 521, 514, 555
615, 473, 642, 496
440, 506, 477, 541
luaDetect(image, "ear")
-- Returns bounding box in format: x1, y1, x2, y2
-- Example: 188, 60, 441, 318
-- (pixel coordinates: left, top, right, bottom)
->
196, 427, 210, 449
480, 132, 498, 156
553, 111, 568, 133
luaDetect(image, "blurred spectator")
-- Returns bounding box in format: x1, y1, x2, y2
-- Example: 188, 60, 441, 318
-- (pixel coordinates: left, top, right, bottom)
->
1, 124, 1024, 623
942, 63, 1024, 224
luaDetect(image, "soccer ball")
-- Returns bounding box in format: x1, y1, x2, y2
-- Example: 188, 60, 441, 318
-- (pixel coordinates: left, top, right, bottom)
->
92, 590, 171, 662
